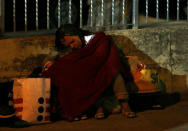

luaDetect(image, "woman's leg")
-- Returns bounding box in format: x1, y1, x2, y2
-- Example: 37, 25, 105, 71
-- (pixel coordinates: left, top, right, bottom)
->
113, 73, 136, 118
94, 95, 106, 119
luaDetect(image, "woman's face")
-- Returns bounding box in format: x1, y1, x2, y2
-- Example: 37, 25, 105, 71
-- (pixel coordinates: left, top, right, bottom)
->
60, 35, 82, 49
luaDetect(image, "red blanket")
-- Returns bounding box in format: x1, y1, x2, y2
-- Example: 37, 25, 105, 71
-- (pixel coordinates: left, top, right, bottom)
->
42, 32, 124, 121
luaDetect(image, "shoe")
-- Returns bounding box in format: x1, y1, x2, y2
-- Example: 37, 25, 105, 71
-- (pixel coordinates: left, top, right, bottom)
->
0, 105, 31, 127
122, 110, 136, 118
0, 105, 16, 127
11, 118, 31, 128
94, 106, 106, 120
73, 114, 88, 121
0, 106, 16, 119
94, 112, 105, 119
80, 115, 88, 120
73, 117, 80, 121
152, 104, 164, 110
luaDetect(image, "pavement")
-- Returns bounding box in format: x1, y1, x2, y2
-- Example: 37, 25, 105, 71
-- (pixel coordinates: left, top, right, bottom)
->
1, 94, 188, 131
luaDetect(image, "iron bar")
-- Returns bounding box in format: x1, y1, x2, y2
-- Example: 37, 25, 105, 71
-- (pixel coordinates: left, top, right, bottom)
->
122, 0, 125, 25
58, 0, 61, 28
132, 0, 139, 28
69, 0, 72, 23
146, 0, 148, 24
101, 0, 104, 26
47, 0, 49, 29
24, 0, 27, 32
167, 0, 169, 21
90, 0, 93, 27
80, 0, 82, 28
177, 0, 179, 21
13, 0, 16, 32
112, 0, 114, 25
36, 0, 38, 31
156, 0, 159, 23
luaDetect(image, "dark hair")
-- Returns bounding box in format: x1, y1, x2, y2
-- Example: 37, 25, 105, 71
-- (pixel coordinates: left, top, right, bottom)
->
55, 24, 90, 51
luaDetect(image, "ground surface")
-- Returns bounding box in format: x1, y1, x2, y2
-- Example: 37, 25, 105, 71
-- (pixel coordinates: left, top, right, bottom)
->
1, 99, 188, 131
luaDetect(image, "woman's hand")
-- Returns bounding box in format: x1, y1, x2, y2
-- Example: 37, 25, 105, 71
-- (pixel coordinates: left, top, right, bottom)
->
43, 61, 54, 71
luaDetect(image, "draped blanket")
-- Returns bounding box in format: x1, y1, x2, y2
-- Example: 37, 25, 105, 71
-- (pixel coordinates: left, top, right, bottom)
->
42, 32, 124, 121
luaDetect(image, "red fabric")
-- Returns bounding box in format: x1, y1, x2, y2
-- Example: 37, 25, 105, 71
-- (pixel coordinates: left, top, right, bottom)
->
42, 32, 124, 121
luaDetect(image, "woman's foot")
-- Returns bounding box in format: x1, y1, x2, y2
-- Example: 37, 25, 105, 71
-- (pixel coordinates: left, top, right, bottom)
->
94, 107, 105, 119
120, 101, 136, 118
74, 114, 88, 121
80, 114, 88, 120
122, 110, 136, 118
73, 117, 80, 121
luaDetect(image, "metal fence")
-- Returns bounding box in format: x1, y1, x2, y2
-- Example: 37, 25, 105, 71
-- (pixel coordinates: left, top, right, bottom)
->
0, 0, 188, 33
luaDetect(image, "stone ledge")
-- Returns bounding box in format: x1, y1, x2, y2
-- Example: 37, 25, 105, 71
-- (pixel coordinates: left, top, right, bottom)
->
0, 22, 187, 94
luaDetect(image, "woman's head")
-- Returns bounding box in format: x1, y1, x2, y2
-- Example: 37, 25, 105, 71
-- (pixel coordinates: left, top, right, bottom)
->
55, 24, 90, 51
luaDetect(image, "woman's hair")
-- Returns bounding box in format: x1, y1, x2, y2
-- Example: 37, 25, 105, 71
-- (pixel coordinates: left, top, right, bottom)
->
55, 24, 90, 51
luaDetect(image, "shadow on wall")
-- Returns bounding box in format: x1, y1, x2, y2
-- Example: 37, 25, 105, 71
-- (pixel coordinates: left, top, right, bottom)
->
111, 35, 187, 111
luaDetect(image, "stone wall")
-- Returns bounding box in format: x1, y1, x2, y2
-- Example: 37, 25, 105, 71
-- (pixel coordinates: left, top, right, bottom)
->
0, 22, 187, 94
0, 35, 57, 81
106, 22, 188, 93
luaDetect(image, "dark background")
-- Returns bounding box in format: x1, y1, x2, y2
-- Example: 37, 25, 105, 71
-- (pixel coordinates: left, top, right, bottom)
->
4, 0, 188, 32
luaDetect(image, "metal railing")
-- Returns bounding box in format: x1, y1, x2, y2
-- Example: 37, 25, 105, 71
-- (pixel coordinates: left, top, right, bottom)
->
0, 0, 188, 34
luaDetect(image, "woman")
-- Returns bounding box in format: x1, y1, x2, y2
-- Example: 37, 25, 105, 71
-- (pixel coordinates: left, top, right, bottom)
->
42, 24, 136, 121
